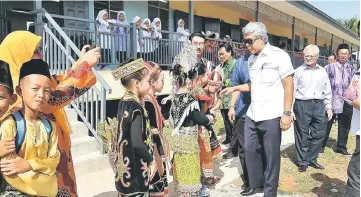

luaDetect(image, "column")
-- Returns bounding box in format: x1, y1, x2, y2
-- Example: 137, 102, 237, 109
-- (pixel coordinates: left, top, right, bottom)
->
291, 17, 295, 65
33, 0, 42, 36
256, 1, 260, 22
314, 27, 317, 45
330, 34, 333, 55
189, 0, 194, 33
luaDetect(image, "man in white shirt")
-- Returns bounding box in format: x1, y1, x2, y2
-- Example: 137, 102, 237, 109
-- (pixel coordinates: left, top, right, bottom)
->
345, 69, 360, 197
292, 45, 333, 172
220, 22, 294, 197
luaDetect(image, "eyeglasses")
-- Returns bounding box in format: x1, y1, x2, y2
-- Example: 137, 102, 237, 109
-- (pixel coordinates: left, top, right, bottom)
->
34, 47, 43, 54
192, 42, 204, 47
242, 37, 259, 45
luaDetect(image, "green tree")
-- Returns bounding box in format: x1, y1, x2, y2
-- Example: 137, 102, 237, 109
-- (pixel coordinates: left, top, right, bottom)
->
336, 16, 359, 34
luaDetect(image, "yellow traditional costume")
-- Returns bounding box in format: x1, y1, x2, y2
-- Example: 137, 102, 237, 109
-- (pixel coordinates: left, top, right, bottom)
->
0, 31, 97, 197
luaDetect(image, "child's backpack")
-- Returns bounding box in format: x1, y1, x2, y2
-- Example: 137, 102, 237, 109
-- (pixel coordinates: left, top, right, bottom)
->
10, 111, 53, 153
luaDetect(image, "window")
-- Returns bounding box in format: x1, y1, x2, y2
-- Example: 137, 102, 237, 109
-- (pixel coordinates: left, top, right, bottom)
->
295, 35, 300, 51
239, 18, 249, 27
148, 0, 169, 38
94, 1, 123, 20
304, 38, 308, 48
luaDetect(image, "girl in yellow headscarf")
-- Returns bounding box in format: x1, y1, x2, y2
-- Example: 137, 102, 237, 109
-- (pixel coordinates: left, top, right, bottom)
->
0, 31, 101, 197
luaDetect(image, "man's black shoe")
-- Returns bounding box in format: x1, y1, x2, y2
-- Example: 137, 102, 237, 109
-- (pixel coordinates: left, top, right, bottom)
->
241, 184, 250, 191
335, 149, 352, 156
222, 139, 231, 145
309, 162, 325, 170
222, 152, 235, 159
241, 187, 264, 196
298, 165, 307, 172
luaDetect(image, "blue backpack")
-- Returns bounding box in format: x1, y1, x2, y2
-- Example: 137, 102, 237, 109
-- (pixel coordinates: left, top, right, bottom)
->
10, 111, 53, 153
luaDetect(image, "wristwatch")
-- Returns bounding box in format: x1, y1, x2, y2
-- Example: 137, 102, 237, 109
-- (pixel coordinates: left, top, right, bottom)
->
283, 111, 292, 116
229, 104, 236, 109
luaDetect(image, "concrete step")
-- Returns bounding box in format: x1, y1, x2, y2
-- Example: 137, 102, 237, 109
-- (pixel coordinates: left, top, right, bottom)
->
70, 121, 89, 139
71, 136, 100, 157
65, 108, 78, 121
73, 152, 110, 177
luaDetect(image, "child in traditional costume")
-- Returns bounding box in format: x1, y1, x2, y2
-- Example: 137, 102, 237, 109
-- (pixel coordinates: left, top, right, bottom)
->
169, 42, 214, 197
0, 31, 101, 197
0, 60, 60, 197
110, 58, 157, 197
190, 64, 221, 187
0, 60, 16, 161
204, 71, 223, 160
144, 61, 169, 197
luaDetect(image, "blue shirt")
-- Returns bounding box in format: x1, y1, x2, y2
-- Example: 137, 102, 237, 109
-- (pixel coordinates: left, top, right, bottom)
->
230, 54, 251, 118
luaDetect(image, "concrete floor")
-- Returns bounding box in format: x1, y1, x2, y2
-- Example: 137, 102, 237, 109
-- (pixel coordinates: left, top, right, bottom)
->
77, 125, 295, 197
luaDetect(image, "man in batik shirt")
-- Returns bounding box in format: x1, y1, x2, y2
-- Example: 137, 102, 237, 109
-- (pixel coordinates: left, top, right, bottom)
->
322, 43, 356, 155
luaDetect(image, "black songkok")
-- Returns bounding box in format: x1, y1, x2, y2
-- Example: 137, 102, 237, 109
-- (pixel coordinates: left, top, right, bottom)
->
0, 60, 14, 93
19, 59, 51, 82
337, 43, 350, 51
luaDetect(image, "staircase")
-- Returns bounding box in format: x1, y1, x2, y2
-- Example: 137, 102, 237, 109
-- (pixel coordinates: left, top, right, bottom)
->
66, 108, 110, 176
29, 8, 113, 176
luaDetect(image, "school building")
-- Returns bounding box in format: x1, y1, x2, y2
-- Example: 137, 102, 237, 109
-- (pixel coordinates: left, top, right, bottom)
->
0, 0, 359, 178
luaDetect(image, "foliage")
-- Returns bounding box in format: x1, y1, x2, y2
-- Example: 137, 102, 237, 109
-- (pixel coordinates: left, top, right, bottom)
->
336, 16, 359, 34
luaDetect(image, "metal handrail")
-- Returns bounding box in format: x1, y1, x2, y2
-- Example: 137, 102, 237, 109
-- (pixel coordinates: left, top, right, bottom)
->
31, 8, 114, 154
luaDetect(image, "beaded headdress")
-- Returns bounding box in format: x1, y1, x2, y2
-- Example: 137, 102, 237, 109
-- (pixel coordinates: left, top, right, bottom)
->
112, 58, 147, 80
171, 40, 198, 74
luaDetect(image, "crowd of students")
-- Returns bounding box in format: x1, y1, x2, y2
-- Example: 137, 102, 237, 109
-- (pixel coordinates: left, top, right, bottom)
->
0, 21, 359, 197
94, 10, 244, 69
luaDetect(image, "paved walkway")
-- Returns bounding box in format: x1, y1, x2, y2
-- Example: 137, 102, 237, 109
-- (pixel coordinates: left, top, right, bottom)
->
77, 125, 295, 197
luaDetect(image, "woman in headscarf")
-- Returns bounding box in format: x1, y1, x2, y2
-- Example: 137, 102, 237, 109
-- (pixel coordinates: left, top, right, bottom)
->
141, 18, 154, 60
96, 10, 111, 68
132, 16, 143, 59
151, 18, 162, 63
114, 11, 129, 64
176, 19, 190, 43
0, 31, 101, 197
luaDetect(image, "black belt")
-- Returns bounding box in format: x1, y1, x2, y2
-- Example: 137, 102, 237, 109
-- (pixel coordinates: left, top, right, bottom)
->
296, 99, 322, 103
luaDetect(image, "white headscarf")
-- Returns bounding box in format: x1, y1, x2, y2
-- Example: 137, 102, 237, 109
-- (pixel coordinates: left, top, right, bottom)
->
116, 11, 128, 25
177, 19, 184, 29
152, 18, 161, 30
141, 18, 151, 29
96, 10, 108, 21
95, 10, 109, 32
176, 19, 190, 42
132, 16, 142, 26
114, 11, 128, 34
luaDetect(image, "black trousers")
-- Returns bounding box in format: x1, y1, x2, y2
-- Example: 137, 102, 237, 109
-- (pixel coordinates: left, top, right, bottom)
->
232, 117, 249, 187
221, 109, 233, 141
293, 100, 327, 166
323, 102, 353, 151
245, 116, 281, 197
345, 135, 360, 197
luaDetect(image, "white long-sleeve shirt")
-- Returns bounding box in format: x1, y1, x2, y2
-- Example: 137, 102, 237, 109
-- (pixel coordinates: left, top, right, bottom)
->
293, 63, 332, 109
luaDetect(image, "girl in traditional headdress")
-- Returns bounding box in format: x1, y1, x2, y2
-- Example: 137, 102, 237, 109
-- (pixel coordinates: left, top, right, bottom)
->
110, 58, 157, 197
190, 64, 221, 188
144, 61, 169, 197
114, 11, 129, 64
169, 42, 213, 197
204, 71, 223, 160
96, 10, 111, 67
132, 16, 144, 58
